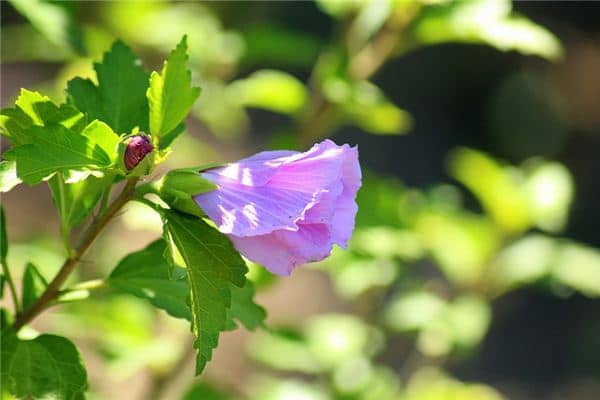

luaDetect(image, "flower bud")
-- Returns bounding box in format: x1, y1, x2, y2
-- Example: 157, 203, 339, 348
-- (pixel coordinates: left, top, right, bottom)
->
124, 134, 154, 170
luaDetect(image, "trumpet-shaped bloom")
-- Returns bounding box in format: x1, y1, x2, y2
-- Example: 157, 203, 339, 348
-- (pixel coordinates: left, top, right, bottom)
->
194, 139, 361, 275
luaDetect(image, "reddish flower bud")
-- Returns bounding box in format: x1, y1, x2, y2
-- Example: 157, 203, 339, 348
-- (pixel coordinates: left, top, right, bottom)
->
124, 134, 154, 170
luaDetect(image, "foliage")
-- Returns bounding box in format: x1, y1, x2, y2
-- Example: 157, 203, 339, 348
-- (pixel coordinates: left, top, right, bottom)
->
2, 1, 597, 400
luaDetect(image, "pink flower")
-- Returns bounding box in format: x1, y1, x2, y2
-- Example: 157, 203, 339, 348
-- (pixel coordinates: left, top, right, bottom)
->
194, 140, 361, 276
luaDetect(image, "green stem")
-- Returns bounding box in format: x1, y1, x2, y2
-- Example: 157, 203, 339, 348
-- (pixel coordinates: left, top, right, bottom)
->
66, 278, 107, 291
98, 184, 113, 216
1, 258, 21, 314
13, 178, 139, 331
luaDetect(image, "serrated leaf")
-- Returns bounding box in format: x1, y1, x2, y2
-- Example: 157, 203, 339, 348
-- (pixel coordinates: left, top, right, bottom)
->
1, 331, 88, 400
4, 123, 114, 185
21, 262, 48, 310
226, 281, 266, 331
67, 40, 149, 133
0, 161, 21, 193
148, 36, 201, 141
1, 89, 86, 145
7, 0, 84, 54
162, 210, 247, 374
109, 239, 191, 320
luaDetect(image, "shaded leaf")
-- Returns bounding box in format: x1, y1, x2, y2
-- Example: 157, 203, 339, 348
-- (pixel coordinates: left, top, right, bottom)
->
109, 239, 190, 320
226, 281, 266, 331
1, 331, 88, 399
162, 210, 247, 374
21, 262, 48, 310
67, 40, 149, 133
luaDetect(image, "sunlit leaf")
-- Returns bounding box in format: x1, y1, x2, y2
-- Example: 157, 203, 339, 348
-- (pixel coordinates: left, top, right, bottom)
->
552, 242, 600, 297
492, 234, 555, 293
1, 89, 86, 145
417, 210, 501, 285
148, 36, 201, 142
525, 162, 574, 232
250, 377, 329, 400
410, 0, 563, 61
404, 367, 505, 400
449, 147, 530, 234
4, 123, 114, 185
250, 329, 322, 373
384, 291, 446, 332
0, 161, 21, 193
228, 70, 307, 114
306, 314, 381, 369
7, 0, 84, 54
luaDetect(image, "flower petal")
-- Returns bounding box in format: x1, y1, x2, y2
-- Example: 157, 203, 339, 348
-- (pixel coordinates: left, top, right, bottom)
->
195, 140, 347, 236
231, 223, 333, 276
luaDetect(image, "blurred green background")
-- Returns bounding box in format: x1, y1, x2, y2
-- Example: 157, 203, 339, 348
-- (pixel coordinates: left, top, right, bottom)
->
1, 1, 599, 399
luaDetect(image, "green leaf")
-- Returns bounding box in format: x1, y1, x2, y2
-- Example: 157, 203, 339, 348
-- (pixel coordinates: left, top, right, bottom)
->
158, 122, 185, 149
160, 168, 217, 198
227, 70, 307, 114
1, 331, 88, 399
1, 89, 86, 145
0, 206, 7, 262
242, 25, 321, 68
4, 123, 114, 185
67, 40, 150, 133
410, 0, 563, 61
148, 36, 201, 141
448, 147, 530, 233
162, 210, 247, 374
80, 120, 120, 159
552, 242, 600, 297
182, 382, 231, 400
157, 167, 218, 218
21, 262, 48, 310
48, 172, 114, 229
0, 161, 21, 193
226, 281, 266, 331
109, 239, 191, 320
7, 0, 85, 54
324, 80, 412, 135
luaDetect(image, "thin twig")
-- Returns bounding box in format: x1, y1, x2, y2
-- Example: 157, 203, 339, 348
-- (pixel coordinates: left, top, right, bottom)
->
1, 258, 20, 314
13, 178, 139, 331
